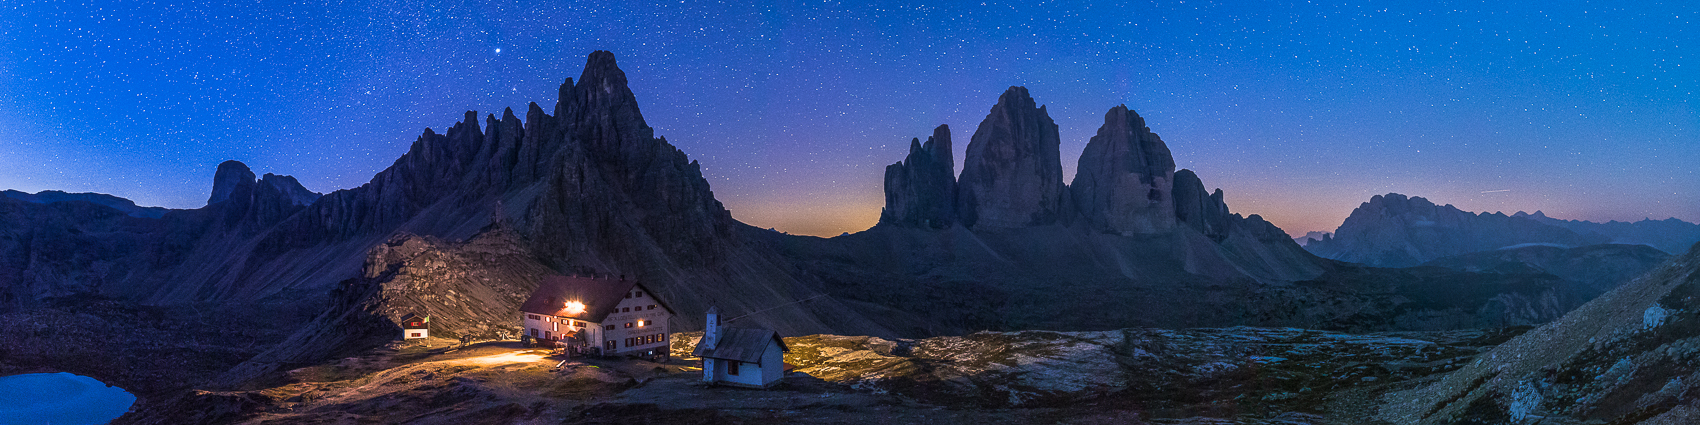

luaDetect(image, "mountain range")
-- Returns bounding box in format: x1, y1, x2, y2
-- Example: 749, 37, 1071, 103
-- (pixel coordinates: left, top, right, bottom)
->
0, 52, 1640, 401
1304, 193, 1700, 268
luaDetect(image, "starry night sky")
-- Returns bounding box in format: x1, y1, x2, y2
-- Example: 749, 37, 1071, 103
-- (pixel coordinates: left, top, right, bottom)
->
2, 0, 1695, 237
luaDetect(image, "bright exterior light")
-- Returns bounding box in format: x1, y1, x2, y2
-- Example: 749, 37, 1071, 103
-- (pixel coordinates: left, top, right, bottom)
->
563, 301, 586, 316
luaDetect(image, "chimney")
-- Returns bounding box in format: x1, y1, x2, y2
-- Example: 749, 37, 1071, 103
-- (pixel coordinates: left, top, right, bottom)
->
702, 306, 721, 350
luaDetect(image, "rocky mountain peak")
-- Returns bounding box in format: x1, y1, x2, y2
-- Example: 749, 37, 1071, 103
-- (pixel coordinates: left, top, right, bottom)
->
1071, 105, 1178, 235
1361, 193, 1441, 216
956, 86, 1065, 229
256, 173, 321, 207
563, 51, 656, 169
1307, 193, 1609, 267
1171, 169, 1230, 241
208, 160, 257, 205
1512, 210, 1551, 220
881, 124, 957, 228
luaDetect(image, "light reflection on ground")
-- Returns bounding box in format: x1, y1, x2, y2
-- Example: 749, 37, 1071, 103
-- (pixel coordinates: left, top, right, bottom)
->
452, 351, 550, 366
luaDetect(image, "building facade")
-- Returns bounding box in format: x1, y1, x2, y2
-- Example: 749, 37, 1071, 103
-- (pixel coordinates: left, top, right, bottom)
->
401, 314, 429, 339
520, 274, 675, 357
693, 307, 789, 388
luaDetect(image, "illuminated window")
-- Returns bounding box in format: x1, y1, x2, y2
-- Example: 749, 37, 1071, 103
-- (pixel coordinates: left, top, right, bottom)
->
625, 322, 633, 328
605, 341, 615, 350
637, 320, 646, 327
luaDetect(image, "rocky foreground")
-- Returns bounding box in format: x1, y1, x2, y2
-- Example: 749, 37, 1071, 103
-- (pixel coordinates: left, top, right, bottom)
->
118, 326, 1524, 424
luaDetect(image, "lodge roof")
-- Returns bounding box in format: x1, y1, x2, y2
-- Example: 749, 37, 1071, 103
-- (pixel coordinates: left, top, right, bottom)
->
692, 327, 788, 364
519, 275, 675, 323
399, 313, 428, 330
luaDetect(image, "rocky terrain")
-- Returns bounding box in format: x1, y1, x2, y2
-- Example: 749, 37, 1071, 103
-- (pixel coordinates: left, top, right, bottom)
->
103, 324, 1527, 424
1372, 243, 1700, 424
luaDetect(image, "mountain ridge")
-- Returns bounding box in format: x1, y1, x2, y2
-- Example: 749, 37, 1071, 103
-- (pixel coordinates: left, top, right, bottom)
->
1304, 193, 1611, 267
1306, 193, 1700, 268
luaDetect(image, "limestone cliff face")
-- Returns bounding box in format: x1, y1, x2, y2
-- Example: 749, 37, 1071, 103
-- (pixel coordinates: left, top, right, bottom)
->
955, 87, 1066, 230
880, 125, 956, 229
207, 160, 256, 205
1171, 169, 1230, 242
852, 90, 1341, 332
1070, 105, 1177, 235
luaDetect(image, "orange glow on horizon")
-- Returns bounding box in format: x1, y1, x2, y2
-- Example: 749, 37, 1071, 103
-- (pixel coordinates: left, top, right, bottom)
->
727, 198, 882, 237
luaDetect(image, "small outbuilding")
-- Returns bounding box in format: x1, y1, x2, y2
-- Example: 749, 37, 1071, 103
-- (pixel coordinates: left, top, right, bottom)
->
692, 307, 789, 388
401, 313, 429, 339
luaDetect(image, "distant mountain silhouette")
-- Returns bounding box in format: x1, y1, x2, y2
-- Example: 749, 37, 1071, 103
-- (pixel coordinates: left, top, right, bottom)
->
1303, 193, 1614, 267
1514, 210, 1700, 256
2, 189, 171, 218
1305, 194, 1700, 268
1293, 231, 1330, 246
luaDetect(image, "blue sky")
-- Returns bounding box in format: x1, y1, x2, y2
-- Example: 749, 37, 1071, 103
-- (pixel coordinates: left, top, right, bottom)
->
2, 0, 1694, 236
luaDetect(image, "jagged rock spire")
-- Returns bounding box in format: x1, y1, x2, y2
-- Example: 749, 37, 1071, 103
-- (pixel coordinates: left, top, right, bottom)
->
1172, 169, 1230, 241
568, 50, 654, 165
956, 87, 1066, 230
881, 124, 957, 228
